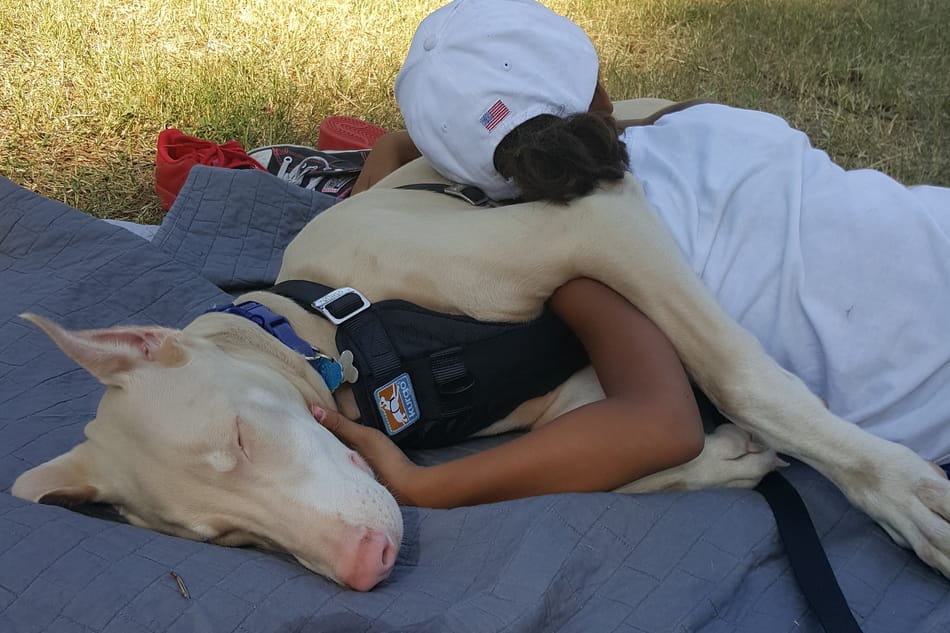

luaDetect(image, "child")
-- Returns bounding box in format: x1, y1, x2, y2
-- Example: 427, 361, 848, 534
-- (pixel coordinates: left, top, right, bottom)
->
311, 0, 710, 510
325, 0, 950, 504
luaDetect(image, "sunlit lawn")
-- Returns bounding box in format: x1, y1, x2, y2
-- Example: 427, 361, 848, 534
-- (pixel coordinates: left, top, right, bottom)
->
1, 0, 948, 223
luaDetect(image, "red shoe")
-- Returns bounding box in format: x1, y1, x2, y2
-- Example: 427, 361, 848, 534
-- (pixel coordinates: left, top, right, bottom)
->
155, 128, 267, 210
318, 116, 388, 151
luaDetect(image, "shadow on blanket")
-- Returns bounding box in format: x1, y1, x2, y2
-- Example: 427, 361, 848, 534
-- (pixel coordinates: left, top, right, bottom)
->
1, 169, 947, 633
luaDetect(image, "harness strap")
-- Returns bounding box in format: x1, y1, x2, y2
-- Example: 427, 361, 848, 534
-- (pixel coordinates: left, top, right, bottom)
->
755, 471, 865, 633
395, 182, 497, 207
693, 387, 864, 633
269, 280, 403, 381
269, 279, 432, 442
430, 347, 470, 387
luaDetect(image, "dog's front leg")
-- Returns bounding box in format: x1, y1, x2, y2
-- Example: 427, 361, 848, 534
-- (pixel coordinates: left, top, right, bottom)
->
573, 177, 950, 577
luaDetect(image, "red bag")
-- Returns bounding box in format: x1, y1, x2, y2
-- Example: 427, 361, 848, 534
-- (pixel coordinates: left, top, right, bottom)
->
155, 128, 267, 210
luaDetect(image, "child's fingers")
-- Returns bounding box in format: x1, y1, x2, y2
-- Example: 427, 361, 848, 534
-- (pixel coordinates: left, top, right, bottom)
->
313, 404, 357, 439
310, 403, 416, 497
311, 404, 378, 450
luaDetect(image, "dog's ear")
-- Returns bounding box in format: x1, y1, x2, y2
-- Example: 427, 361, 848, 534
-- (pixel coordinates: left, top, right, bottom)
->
11, 443, 102, 505
21, 313, 187, 386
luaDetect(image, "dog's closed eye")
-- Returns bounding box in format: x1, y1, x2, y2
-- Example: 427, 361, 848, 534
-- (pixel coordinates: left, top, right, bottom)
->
234, 417, 252, 461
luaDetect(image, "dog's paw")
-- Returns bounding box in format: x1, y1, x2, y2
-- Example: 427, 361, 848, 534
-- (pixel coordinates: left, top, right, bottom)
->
837, 441, 950, 578
691, 423, 787, 489
616, 423, 784, 494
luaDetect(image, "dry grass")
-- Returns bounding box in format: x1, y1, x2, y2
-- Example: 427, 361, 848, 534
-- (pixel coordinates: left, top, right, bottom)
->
1, 0, 948, 223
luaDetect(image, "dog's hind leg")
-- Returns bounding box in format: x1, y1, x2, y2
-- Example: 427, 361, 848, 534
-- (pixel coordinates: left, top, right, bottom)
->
616, 424, 785, 493
479, 369, 781, 493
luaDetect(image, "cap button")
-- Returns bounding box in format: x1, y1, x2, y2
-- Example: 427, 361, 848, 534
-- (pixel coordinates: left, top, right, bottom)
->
423, 35, 438, 51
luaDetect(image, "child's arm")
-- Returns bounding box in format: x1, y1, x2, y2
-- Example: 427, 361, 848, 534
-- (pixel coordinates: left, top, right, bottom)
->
351, 130, 421, 195
314, 277, 704, 508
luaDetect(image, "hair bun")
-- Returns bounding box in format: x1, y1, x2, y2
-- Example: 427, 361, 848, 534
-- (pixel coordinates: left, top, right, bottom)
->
493, 112, 630, 204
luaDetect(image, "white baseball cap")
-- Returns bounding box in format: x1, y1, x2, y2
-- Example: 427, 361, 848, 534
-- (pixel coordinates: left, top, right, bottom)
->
395, 0, 599, 200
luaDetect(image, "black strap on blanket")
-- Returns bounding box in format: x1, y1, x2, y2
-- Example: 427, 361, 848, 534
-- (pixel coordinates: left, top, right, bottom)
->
693, 388, 863, 633
755, 471, 864, 633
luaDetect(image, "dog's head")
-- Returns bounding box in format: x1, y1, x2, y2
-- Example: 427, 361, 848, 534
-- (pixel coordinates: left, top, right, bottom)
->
12, 314, 402, 591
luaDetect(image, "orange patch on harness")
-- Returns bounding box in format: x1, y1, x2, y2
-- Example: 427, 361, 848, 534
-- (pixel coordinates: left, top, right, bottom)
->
374, 373, 420, 435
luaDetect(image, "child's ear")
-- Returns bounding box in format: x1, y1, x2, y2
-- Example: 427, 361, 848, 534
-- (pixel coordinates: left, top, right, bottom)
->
588, 80, 613, 115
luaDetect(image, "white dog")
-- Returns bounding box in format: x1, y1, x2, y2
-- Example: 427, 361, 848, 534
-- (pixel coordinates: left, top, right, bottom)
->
13, 99, 950, 591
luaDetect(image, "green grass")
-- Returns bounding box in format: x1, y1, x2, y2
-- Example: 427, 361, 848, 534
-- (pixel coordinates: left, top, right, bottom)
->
2, 0, 948, 224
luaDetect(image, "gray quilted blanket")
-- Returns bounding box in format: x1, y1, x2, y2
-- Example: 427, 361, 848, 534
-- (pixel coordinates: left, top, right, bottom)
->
1, 167, 948, 633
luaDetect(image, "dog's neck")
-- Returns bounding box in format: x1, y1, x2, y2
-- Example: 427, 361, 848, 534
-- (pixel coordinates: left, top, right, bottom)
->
230, 290, 361, 418
235, 290, 340, 357
185, 290, 354, 414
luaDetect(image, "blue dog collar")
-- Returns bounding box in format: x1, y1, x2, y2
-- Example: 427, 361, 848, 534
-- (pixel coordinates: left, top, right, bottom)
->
206, 301, 344, 391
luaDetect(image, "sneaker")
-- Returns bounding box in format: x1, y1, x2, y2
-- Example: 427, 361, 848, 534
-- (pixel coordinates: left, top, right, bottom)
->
247, 145, 369, 199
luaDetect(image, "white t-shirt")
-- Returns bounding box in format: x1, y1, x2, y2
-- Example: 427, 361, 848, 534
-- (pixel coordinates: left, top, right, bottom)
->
621, 104, 950, 465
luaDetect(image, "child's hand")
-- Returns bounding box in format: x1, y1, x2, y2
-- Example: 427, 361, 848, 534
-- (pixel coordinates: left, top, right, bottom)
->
311, 404, 424, 505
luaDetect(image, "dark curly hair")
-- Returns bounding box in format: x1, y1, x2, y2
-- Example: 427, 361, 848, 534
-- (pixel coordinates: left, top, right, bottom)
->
492, 111, 630, 204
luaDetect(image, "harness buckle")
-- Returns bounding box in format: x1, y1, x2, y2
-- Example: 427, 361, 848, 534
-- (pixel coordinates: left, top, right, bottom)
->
443, 183, 493, 207
311, 287, 372, 325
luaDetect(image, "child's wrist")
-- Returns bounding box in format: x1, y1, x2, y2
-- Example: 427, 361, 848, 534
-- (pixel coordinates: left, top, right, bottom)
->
397, 464, 439, 508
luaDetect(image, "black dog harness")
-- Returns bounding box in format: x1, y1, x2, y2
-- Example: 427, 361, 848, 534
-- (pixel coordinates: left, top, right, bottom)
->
266, 280, 588, 449
210, 281, 589, 449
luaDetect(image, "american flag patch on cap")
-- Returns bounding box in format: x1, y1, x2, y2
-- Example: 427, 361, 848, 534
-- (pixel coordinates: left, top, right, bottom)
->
480, 100, 510, 132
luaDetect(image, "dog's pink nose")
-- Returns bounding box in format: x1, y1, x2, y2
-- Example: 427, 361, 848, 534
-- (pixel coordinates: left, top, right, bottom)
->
336, 526, 398, 591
